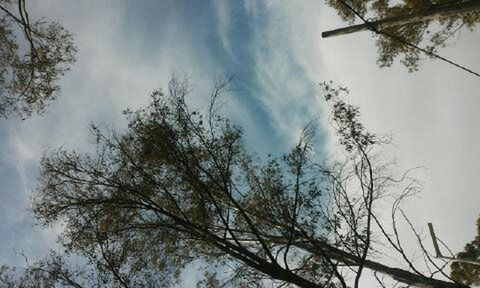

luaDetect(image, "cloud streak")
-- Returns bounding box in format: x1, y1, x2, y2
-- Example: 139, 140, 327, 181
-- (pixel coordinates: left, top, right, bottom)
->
0, 1, 479, 287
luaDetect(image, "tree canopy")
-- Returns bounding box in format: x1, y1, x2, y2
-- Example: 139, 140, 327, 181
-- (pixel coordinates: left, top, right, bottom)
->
450, 216, 480, 286
325, 0, 480, 71
0, 78, 468, 287
0, 0, 76, 119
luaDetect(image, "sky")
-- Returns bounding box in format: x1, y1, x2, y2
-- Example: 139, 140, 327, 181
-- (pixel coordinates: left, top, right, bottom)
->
0, 0, 479, 286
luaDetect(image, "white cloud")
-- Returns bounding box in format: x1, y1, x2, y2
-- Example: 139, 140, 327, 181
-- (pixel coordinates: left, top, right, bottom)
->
242, 3, 323, 147
212, 0, 233, 57
249, 0, 480, 285
0, 0, 224, 265
1, 1, 479, 286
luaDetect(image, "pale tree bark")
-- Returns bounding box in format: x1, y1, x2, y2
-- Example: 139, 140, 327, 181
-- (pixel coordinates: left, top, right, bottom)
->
322, 0, 480, 38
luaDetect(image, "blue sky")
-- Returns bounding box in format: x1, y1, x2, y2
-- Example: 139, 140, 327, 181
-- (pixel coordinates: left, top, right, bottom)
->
0, 0, 326, 266
1, 0, 480, 286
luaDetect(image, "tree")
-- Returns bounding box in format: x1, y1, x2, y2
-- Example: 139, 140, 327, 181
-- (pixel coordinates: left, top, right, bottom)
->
0, 251, 169, 287
3, 78, 470, 287
324, 0, 480, 71
450, 216, 480, 286
0, 0, 77, 119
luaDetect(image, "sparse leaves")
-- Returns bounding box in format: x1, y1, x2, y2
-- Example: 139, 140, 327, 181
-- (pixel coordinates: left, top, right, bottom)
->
10, 79, 463, 287
0, 0, 77, 119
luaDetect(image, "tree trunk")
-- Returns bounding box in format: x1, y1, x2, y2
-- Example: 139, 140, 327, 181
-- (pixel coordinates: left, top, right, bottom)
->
322, 0, 480, 38
292, 239, 469, 288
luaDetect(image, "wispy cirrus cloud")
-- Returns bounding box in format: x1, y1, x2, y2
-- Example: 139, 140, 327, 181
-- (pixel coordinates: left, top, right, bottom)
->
1, 0, 329, 268
1, 2, 479, 287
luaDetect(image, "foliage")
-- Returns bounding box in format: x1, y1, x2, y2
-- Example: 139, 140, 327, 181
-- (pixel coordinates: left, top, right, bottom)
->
450, 216, 480, 286
0, 78, 467, 287
0, 251, 166, 287
32, 78, 332, 287
0, 0, 77, 119
325, 0, 480, 71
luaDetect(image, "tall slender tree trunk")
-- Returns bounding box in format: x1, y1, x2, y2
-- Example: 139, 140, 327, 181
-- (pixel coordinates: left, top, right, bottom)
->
322, 0, 480, 38
291, 239, 468, 288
